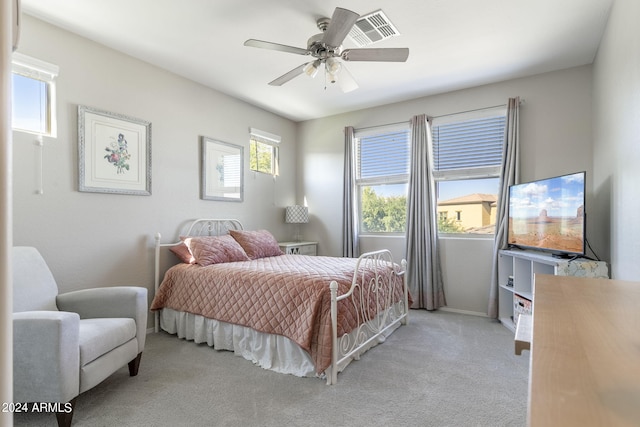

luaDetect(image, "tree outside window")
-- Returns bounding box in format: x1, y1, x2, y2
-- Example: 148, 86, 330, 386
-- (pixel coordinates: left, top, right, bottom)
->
250, 139, 275, 174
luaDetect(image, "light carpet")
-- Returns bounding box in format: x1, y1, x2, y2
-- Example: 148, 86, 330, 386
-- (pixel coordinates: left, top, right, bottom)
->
14, 310, 529, 427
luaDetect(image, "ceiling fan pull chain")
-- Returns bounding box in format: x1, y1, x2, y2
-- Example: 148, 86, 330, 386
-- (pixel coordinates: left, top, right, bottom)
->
324, 67, 328, 91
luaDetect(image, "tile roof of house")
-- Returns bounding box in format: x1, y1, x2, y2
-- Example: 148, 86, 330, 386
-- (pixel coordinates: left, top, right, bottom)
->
438, 193, 498, 206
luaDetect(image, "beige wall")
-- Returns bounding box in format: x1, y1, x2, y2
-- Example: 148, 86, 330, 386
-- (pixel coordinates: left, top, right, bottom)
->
12, 16, 298, 324
437, 202, 492, 230
298, 65, 596, 315
592, 0, 640, 280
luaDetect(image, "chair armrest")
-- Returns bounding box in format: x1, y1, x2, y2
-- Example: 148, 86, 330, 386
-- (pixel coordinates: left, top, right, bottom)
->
56, 286, 148, 352
13, 311, 80, 403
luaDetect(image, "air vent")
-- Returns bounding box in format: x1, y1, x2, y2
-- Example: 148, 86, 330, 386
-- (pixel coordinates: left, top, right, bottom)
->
347, 10, 400, 47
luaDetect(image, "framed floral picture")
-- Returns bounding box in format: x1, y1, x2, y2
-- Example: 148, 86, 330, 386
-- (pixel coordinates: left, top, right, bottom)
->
201, 136, 243, 202
78, 105, 151, 195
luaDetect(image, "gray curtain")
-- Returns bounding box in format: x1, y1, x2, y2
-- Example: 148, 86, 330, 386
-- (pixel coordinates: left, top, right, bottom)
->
405, 114, 446, 310
342, 126, 359, 257
488, 97, 521, 318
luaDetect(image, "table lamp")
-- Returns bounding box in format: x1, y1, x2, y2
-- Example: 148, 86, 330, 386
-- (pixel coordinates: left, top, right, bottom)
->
285, 205, 309, 242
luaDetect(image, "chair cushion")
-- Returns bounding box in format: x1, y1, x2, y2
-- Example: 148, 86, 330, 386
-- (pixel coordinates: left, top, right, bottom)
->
78, 318, 137, 366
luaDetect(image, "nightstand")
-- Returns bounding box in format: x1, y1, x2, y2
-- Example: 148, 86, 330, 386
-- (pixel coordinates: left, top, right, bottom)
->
279, 241, 317, 255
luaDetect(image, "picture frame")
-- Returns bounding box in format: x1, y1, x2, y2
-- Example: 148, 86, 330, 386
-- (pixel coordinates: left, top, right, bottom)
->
201, 136, 243, 202
78, 105, 151, 195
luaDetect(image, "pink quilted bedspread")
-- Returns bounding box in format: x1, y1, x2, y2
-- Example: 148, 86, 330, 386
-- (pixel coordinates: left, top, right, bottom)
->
150, 254, 405, 374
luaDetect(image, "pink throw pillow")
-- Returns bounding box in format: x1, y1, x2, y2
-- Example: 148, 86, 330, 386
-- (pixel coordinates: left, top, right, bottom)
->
169, 241, 195, 264
186, 235, 250, 266
229, 229, 284, 259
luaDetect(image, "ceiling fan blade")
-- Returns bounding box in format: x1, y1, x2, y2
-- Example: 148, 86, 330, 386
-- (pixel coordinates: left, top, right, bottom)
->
268, 63, 309, 86
321, 7, 359, 47
244, 39, 309, 56
342, 48, 410, 62
337, 65, 359, 93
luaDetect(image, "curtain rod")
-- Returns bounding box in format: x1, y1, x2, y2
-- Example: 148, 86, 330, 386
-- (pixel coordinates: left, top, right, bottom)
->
353, 120, 409, 133
434, 98, 524, 119
353, 99, 524, 132
433, 103, 507, 119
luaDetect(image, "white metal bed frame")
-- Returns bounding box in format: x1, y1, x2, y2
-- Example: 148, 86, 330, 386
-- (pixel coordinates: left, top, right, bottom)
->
153, 219, 409, 385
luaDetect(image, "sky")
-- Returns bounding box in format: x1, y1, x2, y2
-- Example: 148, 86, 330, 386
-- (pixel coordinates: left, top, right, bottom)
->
12, 73, 47, 133
509, 172, 585, 218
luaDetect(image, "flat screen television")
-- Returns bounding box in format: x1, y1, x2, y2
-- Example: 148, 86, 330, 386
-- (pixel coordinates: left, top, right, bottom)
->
507, 171, 586, 257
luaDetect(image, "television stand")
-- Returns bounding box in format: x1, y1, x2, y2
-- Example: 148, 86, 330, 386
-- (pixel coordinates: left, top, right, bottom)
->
497, 249, 608, 332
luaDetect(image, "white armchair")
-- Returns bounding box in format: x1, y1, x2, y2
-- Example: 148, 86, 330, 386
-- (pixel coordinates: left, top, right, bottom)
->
12, 247, 148, 427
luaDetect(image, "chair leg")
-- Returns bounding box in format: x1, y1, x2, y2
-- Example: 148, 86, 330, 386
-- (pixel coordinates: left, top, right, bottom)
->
128, 352, 143, 376
55, 398, 76, 427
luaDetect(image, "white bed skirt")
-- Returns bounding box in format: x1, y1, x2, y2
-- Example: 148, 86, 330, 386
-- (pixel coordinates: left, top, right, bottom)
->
158, 304, 403, 379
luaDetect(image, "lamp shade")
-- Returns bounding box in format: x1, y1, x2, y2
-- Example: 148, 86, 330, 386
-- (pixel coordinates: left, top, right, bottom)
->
285, 205, 309, 224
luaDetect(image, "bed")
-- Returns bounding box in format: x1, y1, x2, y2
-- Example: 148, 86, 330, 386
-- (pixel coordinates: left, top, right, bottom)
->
150, 219, 409, 384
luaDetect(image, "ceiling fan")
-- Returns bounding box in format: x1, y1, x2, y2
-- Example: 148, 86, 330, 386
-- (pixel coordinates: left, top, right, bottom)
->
244, 7, 409, 92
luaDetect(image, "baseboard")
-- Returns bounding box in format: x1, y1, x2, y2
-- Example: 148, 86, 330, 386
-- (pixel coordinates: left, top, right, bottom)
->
146, 327, 155, 334
439, 307, 488, 317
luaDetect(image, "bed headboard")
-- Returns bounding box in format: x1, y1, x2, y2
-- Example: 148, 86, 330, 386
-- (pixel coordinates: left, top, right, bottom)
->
153, 219, 244, 331
182, 219, 243, 237
155, 218, 243, 246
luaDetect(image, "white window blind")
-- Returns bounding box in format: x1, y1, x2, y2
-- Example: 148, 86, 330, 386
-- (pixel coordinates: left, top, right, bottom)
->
433, 116, 505, 169
249, 127, 281, 146
432, 107, 506, 180
12, 53, 59, 81
356, 125, 410, 184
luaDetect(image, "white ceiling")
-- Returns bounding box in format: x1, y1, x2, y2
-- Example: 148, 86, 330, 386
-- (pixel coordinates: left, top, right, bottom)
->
21, 0, 613, 122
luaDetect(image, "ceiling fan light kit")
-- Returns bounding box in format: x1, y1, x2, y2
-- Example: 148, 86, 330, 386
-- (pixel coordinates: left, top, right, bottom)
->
303, 61, 320, 78
326, 57, 341, 74
244, 7, 409, 92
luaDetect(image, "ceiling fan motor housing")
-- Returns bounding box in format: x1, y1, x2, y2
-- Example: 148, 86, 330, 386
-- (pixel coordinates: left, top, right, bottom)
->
307, 34, 342, 59
307, 16, 343, 60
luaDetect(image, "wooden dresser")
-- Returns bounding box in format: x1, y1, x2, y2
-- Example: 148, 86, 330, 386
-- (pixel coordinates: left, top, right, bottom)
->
528, 274, 640, 426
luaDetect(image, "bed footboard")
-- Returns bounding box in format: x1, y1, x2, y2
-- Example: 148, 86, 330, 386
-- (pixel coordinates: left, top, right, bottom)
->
327, 250, 409, 385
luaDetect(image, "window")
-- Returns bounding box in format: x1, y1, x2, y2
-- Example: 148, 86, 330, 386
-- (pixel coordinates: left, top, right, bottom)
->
12, 53, 59, 137
355, 123, 410, 234
249, 127, 280, 175
432, 107, 506, 235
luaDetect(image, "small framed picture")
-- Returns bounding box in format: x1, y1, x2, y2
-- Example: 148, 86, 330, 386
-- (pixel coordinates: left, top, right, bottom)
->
78, 105, 151, 195
201, 136, 243, 202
